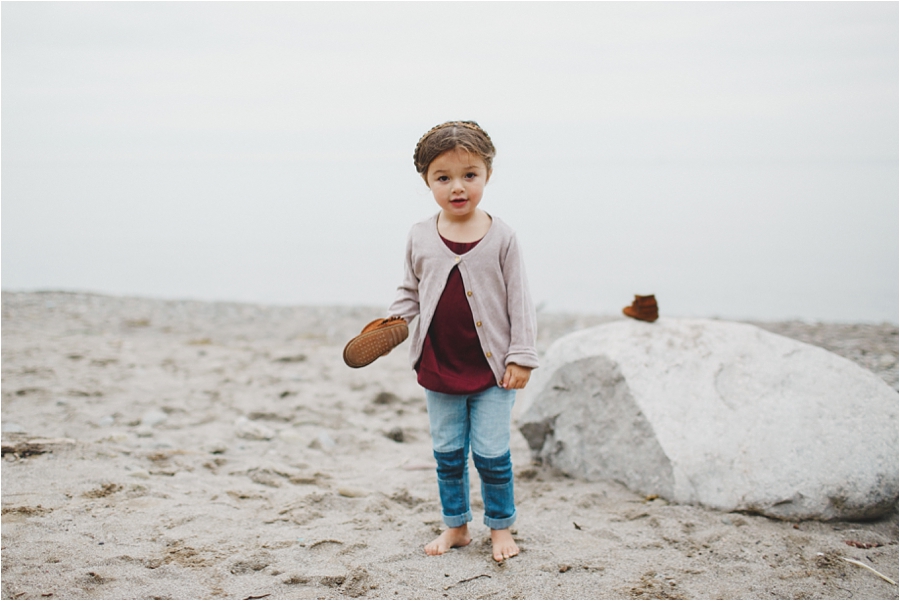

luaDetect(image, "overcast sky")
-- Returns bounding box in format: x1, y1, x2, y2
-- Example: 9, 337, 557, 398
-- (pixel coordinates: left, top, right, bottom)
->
2, 2, 897, 322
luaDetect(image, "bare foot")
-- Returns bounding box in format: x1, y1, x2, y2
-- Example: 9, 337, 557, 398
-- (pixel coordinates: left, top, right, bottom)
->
425, 525, 471, 556
490, 528, 519, 562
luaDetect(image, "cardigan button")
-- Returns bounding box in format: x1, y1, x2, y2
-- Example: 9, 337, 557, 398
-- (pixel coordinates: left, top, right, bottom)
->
466, 291, 473, 297
485, 351, 492, 358
476, 321, 482, 327
454, 256, 461, 263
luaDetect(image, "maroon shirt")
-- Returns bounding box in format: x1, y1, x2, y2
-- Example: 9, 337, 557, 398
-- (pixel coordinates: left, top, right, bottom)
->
415, 236, 498, 395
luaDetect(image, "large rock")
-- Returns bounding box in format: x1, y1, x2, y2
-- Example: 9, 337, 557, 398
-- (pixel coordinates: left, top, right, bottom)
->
519, 318, 898, 520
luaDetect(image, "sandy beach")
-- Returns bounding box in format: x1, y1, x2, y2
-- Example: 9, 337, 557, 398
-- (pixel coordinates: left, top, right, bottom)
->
2, 291, 897, 600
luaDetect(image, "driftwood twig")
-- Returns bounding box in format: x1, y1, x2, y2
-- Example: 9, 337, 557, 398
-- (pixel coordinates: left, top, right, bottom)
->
840, 557, 897, 586
1, 438, 76, 457
308, 539, 343, 549
444, 573, 491, 590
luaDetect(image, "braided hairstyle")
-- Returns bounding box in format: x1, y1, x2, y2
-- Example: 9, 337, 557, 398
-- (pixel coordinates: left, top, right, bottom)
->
413, 121, 496, 182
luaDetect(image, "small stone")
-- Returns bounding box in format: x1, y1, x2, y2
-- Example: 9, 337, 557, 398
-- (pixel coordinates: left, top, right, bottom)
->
338, 487, 368, 498
97, 416, 115, 427
274, 354, 307, 363
2, 422, 25, 433
372, 392, 400, 405
130, 469, 150, 479
309, 431, 336, 451
385, 427, 404, 443
277, 429, 305, 443
235, 417, 275, 441
135, 427, 154, 438
140, 410, 167, 427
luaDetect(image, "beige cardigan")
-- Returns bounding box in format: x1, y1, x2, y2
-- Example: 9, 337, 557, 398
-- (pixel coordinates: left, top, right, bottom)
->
388, 213, 539, 384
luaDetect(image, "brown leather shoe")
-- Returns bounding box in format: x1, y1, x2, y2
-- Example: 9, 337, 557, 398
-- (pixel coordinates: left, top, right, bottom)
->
343, 316, 409, 368
622, 294, 659, 322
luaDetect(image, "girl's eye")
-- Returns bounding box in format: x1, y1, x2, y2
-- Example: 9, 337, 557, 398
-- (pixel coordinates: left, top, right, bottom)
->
437, 175, 449, 182
465, 172, 477, 179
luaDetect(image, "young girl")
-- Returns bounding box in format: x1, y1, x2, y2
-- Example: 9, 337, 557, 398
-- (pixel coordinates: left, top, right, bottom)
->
388, 121, 539, 562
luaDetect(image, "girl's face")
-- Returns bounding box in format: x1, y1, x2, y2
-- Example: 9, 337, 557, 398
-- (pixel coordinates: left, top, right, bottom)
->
425, 148, 491, 223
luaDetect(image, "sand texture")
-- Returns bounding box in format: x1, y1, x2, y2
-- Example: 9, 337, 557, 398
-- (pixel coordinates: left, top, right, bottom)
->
2, 291, 897, 600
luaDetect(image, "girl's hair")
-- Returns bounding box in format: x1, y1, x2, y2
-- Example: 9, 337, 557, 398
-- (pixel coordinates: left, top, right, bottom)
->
413, 121, 496, 180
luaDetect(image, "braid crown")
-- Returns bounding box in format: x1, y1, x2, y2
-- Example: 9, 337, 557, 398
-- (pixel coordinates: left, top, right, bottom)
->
413, 121, 496, 179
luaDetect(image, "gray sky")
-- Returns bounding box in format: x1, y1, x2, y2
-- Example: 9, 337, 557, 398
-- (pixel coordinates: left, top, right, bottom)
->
2, 2, 897, 322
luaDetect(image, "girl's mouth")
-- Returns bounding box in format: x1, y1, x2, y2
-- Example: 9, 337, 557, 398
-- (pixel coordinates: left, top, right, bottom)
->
450, 199, 467, 206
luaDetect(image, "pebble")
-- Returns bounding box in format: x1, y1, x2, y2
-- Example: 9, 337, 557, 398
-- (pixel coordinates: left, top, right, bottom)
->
277, 429, 305, 443
141, 410, 167, 427
2, 422, 25, 433
309, 431, 336, 451
386, 427, 404, 443
129, 469, 150, 479
135, 427, 154, 438
235, 416, 275, 441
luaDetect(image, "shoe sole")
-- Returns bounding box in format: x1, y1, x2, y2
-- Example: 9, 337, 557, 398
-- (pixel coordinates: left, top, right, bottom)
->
342, 322, 409, 368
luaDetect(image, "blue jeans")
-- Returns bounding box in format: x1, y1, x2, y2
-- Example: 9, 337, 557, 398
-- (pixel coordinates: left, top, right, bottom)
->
425, 386, 517, 530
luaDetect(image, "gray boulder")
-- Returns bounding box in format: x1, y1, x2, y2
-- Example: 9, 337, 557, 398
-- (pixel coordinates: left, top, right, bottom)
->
519, 318, 898, 520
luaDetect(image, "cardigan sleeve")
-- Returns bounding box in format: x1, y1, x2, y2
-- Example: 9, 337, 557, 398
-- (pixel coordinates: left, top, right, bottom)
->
501, 233, 540, 370
387, 231, 420, 323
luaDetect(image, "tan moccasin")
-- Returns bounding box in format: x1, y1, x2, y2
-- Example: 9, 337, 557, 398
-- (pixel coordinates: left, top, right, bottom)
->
342, 316, 409, 368
623, 294, 659, 322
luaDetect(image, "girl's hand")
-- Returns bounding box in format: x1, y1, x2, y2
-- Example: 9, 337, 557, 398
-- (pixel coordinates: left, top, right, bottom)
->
500, 364, 532, 390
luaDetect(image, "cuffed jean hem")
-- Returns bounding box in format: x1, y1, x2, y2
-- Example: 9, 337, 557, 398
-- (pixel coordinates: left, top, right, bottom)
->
442, 510, 473, 528
484, 509, 516, 530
